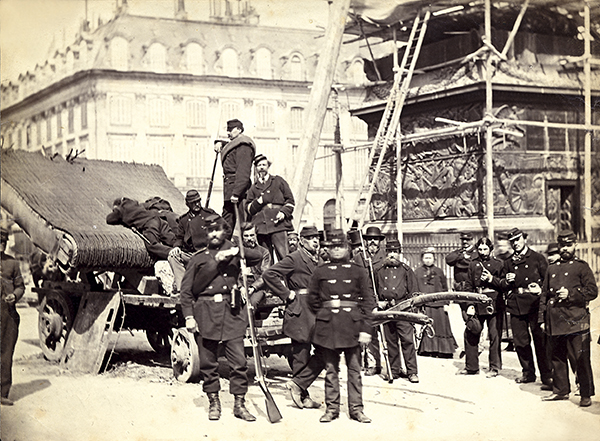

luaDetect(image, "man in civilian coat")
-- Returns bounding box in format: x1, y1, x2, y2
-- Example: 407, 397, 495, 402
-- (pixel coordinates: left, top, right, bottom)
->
168, 189, 221, 291
180, 218, 263, 422
1, 225, 25, 406
539, 230, 597, 407
307, 229, 375, 423
499, 227, 552, 386
214, 119, 256, 234
445, 232, 478, 291
262, 225, 322, 409
245, 154, 295, 262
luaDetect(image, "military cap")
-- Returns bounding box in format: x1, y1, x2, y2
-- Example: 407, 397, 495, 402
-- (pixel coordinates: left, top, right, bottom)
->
227, 118, 244, 131
546, 242, 559, 256
287, 231, 299, 239
363, 226, 384, 239
460, 232, 473, 240
327, 229, 347, 246
386, 239, 402, 251
185, 189, 202, 204
299, 225, 319, 238
207, 217, 227, 231
507, 227, 528, 241
253, 154, 270, 166
557, 229, 576, 245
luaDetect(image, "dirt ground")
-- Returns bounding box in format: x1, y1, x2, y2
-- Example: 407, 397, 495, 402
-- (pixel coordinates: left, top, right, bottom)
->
1, 301, 599, 441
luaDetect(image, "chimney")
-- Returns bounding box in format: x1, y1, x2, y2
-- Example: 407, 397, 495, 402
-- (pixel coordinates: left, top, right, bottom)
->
176, 0, 188, 20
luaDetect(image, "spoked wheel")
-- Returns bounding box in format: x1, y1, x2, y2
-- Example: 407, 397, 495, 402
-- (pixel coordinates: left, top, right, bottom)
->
171, 328, 201, 383
38, 291, 74, 361
146, 327, 174, 356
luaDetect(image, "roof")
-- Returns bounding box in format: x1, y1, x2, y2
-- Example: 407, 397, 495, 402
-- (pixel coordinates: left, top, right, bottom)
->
1, 149, 186, 270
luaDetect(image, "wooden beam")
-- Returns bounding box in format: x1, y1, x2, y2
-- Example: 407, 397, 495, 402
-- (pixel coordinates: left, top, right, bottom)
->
290, 0, 352, 229
501, 0, 530, 58
584, 2, 592, 242
485, 0, 495, 240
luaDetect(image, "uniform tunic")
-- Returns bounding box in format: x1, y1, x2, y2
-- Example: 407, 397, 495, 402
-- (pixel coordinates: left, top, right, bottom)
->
174, 208, 221, 253
539, 257, 598, 397
445, 246, 478, 290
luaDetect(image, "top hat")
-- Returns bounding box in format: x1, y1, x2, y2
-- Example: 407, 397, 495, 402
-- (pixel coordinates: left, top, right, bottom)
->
460, 232, 473, 240
363, 226, 384, 239
386, 239, 401, 251
557, 229, 576, 245
327, 229, 347, 246
347, 229, 362, 246
299, 225, 319, 238
185, 189, 202, 204
507, 227, 528, 241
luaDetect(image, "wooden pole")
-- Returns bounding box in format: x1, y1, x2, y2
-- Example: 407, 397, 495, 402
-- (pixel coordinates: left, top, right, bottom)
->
290, 0, 352, 229
584, 2, 592, 242
333, 89, 344, 229
501, 0, 529, 57
485, 0, 495, 240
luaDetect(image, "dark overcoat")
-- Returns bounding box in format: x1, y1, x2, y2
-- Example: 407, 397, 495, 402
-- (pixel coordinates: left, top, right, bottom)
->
174, 208, 220, 252
246, 175, 294, 235
465, 256, 505, 314
220, 135, 255, 200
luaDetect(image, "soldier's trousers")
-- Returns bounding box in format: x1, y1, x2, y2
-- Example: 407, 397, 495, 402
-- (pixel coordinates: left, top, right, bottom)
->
199, 336, 248, 396
464, 313, 503, 372
294, 344, 326, 393
384, 321, 418, 376
511, 312, 552, 382
1, 304, 19, 398
550, 331, 595, 398
321, 345, 363, 414
258, 231, 289, 263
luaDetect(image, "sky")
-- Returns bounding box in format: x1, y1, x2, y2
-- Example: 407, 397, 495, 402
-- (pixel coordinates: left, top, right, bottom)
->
0, 0, 333, 84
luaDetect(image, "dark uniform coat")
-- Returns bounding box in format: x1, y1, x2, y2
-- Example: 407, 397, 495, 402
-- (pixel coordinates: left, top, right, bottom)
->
539, 257, 598, 336
179, 240, 262, 341
465, 256, 504, 314
174, 208, 221, 253
246, 175, 295, 235
262, 247, 319, 343
446, 246, 478, 290
220, 135, 256, 201
307, 259, 375, 349
375, 262, 417, 305
499, 248, 548, 316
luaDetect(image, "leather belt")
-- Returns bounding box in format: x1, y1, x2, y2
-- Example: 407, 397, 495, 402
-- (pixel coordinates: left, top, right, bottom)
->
199, 294, 231, 303
323, 300, 357, 308
480, 288, 496, 294
293, 289, 309, 295
265, 203, 283, 209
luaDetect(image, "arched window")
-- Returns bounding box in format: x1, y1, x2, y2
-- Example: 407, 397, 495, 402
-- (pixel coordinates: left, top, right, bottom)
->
290, 54, 303, 81
222, 48, 238, 77
255, 47, 272, 79
347, 59, 366, 84
256, 103, 275, 130
290, 106, 304, 132
323, 199, 337, 232
220, 101, 240, 122
186, 100, 207, 128
109, 95, 132, 126
149, 97, 170, 127
147, 43, 167, 73
110, 36, 129, 71
186, 42, 204, 74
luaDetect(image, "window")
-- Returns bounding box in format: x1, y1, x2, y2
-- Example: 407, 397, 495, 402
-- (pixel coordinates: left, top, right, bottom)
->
110, 36, 128, 71
147, 43, 166, 73
221, 101, 241, 123
148, 135, 172, 174
222, 48, 238, 77
290, 54, 303, 81
46, 116, 52, 142
26, 125, 32, 149
256, 47, 272, 79
186, 100, 207, 128
256, 103, 275, 130
187, 137, 211, 177
36, 119, 42, 145
68, 107, 75, 133
81, 101, 88, 130
107, 134, 133, 161
290, 107, 304, 132
347, 59, 365, 84
110, 95, 132, 126
56, 111, 62, 138
149, 97, 170, 128
186, 42, 204, 74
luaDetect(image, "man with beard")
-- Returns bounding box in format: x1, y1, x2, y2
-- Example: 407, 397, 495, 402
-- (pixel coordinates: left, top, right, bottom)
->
287, 232, 299, 253
539, 230, 597, 407
306, 229, 375, 423
245, 154, 295, 262
462, 237, 505, 377
168, 190, 221, 291
263, 225, 322, 409
240, 222, 271, 307
446, 232, 478, 291
214, 119, 256, 234
1, 225, 25, 406
500, 227, 552, 387
180, 218, 263, 422
352, 226, 386, 376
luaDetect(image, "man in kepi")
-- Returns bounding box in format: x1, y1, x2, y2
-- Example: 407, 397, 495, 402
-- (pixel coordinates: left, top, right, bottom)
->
307, 229, 375, 423
500, 227, 552, 387
168, 189, 221, 291
539, 230, 597, 407
179, 218, 263, 422
263, 225, 322, 409
214, 119, 256, 234
245, 154, 295, 262
1, 224, 25, 406
446, 232, 477, 291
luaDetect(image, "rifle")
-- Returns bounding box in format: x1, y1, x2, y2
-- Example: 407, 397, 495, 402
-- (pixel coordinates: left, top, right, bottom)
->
358, 230, 394, 384
393, 291, 494, 314
233, 204, 282, 423
206, 111, 225, 207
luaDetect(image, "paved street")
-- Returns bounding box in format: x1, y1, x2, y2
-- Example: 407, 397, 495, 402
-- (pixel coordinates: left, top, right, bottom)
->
1, 302, 599, 441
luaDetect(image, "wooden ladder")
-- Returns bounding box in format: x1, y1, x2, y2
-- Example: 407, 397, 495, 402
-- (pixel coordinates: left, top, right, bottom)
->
348, 10, 431, 230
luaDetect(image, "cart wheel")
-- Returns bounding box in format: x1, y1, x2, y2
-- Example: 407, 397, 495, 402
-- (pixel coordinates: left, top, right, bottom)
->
38, 290, 74, 361
171, 328, 201, 383
146, 327, 174, 356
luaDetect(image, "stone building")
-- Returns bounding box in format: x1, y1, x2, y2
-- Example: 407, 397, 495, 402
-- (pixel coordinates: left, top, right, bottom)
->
0, 0, 369, 229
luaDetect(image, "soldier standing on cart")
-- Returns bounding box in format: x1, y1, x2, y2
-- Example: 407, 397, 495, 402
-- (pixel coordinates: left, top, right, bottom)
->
263, 225, 323, 409
180, 218, 263, 422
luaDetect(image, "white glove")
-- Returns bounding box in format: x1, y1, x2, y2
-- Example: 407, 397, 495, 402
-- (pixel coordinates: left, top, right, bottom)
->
185, 317, 198, 333
557, 286, 568, 300
215, 247, 239, 262
168, 247, 182, 260
528, 282, 542, 295
274, 212, 285, 223
358, 332, 372, 348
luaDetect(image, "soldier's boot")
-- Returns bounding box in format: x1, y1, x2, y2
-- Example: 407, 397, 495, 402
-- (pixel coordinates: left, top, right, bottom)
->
207, 392, 221, 421
233, 394, 256, 422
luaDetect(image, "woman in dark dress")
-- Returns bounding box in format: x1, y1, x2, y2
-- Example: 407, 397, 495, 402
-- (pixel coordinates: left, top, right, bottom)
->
415, 247, 458, 358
